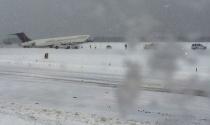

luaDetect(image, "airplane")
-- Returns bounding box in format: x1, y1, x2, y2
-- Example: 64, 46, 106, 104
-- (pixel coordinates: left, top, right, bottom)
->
10, 32, 92, 49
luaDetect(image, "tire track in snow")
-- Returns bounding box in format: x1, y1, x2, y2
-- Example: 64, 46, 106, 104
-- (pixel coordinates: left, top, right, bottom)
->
0, 71, 119, 88
0, 67, 208, 97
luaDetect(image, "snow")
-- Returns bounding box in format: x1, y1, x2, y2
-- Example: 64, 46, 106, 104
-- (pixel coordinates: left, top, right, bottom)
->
0, 42, 209, 124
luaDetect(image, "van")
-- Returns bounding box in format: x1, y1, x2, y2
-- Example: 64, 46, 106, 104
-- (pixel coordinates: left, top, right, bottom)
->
191, 43, 207, 50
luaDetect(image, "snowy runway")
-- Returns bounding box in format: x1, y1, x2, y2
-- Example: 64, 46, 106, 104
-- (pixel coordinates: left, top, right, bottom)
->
0, 66, 209, 125
0, 47, 209, 124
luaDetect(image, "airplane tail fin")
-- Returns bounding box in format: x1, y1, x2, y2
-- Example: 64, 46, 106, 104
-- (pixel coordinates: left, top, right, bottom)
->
10, 32, 32, 43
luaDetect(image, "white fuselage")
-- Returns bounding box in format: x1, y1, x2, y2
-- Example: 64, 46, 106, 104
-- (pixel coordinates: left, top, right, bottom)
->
21, 35, 90, 48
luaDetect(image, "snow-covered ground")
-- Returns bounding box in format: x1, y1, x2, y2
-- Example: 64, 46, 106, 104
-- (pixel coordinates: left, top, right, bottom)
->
0, 42, 209, 125
0, 69, 209, 125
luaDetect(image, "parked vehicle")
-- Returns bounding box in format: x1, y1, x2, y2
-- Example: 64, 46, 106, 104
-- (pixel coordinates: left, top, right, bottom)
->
191, 43, 207, 50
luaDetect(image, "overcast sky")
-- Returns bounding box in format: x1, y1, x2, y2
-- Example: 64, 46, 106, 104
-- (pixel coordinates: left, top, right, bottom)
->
0, 0, 210, 39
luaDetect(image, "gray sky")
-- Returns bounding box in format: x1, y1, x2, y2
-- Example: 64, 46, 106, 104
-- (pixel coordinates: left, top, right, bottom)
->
0, 0, 210, 39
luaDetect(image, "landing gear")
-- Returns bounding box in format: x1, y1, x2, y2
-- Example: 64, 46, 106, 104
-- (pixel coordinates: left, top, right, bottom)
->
66, 46, 70, 49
